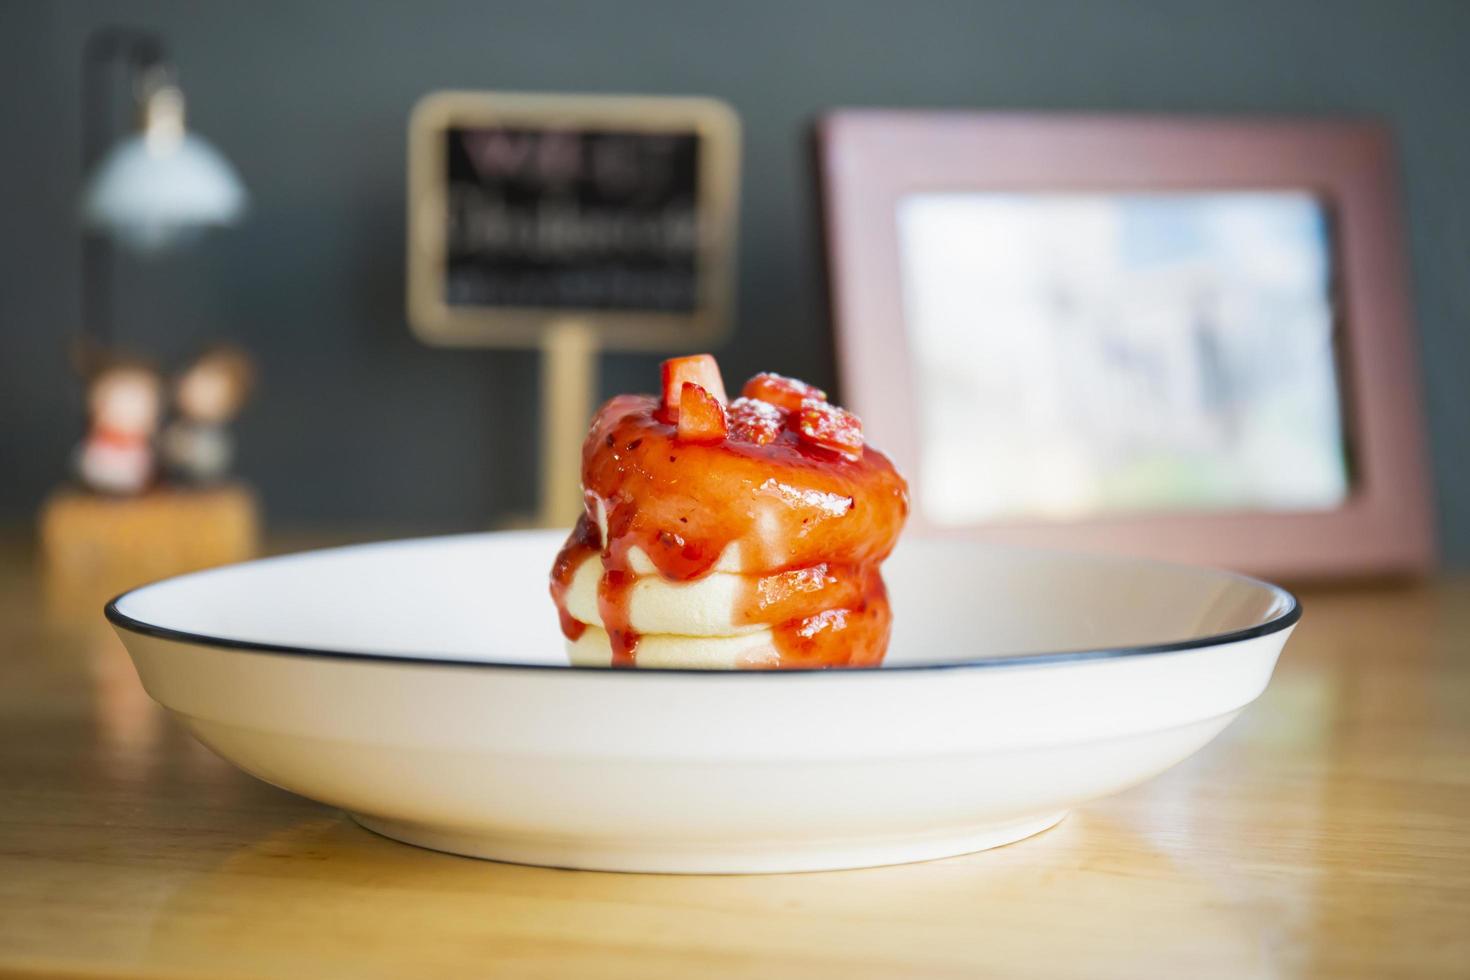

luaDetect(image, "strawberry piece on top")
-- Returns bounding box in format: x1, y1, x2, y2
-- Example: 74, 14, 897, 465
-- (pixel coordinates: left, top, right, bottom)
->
728, 396, 785, 446
662, 354, 728, 419
741, 372, 827, 412
676, 382, 729, 444
796, 398, 863, 458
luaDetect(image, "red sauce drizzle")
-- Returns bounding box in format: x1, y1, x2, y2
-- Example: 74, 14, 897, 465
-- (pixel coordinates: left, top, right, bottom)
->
767, 571, 891, 668
549, 393, 908, 668
548, 513, 597, 642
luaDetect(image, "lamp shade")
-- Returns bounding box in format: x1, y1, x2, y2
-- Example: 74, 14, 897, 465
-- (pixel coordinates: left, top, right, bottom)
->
82, 81, 246, 252
83, 132, 246, 251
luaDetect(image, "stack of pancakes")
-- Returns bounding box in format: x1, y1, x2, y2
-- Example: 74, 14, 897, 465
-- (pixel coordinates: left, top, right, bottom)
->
561, 508, 886, 669
550, 363, 908, 670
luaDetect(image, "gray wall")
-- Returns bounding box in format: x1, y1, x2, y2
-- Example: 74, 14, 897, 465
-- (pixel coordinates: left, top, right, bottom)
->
2, 0, 1467, 560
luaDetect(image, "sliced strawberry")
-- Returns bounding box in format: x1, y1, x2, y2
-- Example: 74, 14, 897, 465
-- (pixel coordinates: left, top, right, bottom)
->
662, 354, 728, 418
728, 396, 785, 446
741, 372, 827, 412
676, 382, 728, 444
796, 398, 863, 458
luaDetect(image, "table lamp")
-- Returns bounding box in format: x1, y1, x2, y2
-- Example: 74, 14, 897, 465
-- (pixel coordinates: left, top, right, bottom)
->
79, 27, 247, 347
39, 27, 257, 621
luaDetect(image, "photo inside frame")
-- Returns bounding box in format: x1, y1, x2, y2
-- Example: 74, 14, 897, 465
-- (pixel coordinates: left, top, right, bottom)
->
897, 190, 1350, 525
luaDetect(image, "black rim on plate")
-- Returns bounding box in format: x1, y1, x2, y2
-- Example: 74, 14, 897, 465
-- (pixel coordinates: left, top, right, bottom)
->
104, 565, 1302, 676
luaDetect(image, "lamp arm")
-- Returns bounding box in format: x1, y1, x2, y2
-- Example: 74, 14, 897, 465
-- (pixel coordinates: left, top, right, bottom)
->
79, 26, 169, 357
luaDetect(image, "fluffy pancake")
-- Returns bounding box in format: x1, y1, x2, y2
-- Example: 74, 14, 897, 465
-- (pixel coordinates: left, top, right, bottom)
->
587, 496, 749, 576
562, 555, 760, 636
583, 395, 907, 578
561, 552, 872, 637
567, 626, 780, 670
566, 588, 892, 670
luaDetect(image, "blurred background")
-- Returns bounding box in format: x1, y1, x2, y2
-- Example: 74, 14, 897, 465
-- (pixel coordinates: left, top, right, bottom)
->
1, 0, 1466, 561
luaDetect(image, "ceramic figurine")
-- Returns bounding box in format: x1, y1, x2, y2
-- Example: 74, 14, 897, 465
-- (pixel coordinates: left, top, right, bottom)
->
76, 360, 163, 495
161, 345, 254, 484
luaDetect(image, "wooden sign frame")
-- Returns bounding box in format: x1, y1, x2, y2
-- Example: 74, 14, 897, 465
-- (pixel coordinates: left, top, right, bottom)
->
819, 111, 1434, 581
407, 91, 740, 350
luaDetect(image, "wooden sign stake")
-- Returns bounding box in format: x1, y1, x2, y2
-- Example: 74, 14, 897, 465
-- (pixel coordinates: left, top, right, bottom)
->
407, 92, 740, 531
538, 319, 598, 529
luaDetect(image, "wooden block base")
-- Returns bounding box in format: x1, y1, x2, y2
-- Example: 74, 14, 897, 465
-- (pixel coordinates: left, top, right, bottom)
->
39, 483, 261, 622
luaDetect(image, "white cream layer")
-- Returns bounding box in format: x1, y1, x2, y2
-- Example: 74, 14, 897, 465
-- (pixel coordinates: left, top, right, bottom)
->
567, 626, 780, 670
563, 554, 766, 636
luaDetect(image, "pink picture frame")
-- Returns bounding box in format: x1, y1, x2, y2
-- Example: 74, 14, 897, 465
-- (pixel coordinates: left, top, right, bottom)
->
819, 111, 1434, 580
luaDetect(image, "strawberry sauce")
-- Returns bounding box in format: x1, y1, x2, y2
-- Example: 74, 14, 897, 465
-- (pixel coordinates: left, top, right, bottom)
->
550, 378, 908, 669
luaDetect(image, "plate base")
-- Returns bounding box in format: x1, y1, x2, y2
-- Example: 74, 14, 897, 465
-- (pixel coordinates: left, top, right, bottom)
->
348, 810, 1068, 874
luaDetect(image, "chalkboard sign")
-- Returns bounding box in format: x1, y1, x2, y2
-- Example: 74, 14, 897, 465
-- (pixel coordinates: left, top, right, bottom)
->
409, 93, 739, 349
445, 127, 700, 312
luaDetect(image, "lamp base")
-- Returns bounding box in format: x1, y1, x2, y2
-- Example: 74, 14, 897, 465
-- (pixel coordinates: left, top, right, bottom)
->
39, 482, 260, 622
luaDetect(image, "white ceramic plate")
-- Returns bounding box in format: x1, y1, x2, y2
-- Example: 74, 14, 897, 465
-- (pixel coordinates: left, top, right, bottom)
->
109, 530, 1298, 874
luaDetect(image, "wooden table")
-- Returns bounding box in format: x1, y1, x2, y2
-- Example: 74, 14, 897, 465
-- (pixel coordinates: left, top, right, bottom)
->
2, 537, 1468, 979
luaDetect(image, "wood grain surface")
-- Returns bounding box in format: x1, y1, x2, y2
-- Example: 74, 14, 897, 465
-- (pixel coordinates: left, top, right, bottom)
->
1, 536, 1467, 979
